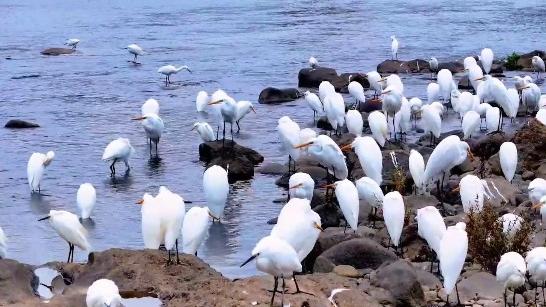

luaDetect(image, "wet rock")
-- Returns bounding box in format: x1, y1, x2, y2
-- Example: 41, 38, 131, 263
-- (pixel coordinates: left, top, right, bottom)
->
438, 61, 465, 74
360, 98, 383, 113
458, 75, 474, 90
199, 140, 264, 183
275, 165, 326, 188
298, 67, 345, 89
256, 162, 287, 175
0, 259, 39, 305
312, 203, 341, 229
333, 265, 361, 278
258, 87, 301, 104
469, 132, 512, 161
516, 50, 546, 71
316, 116, 333, 130
484, 176, 520, 206
372, 260, 425, 307
403, 195, 440, 213
40, 48, 75, 56
313, 238, 397, 273
339, 72, 370, 90
4, 119, 40, 128
377, 60, 406, 74
522, 170, 535, 181
487, 153, 503, 176
11, 74, 41, 80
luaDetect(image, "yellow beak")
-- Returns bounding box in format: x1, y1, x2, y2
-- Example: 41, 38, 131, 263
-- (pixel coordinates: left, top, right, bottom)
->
289, 183, 304, 189
294, 141, 313, 149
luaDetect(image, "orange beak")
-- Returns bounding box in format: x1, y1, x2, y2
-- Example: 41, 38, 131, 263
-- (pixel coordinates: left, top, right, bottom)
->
452, 186, 460, 193
532, 203, 543, 210
289, 183, 304, 189
340, 144, 352, 152
475, 77, 485, 81
294, 141, 313, 149
132, 116, 146, 121
322, 183, 336, 189
136, 199, 144, 205
467, 149, 475, 162
208, 99, 223, 105
314, 222, 324, 232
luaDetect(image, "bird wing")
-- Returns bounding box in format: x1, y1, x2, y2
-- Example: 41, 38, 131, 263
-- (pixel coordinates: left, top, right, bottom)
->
335, 182, 359, 230
77, 184, 96, 219
382, 193, 405, 246
51, 212, 90, 251
439, 228, 467, 294
182, 207, 211, 254
27, 153, 45, 190
499, 142, 517, 182
409, 150, 425, 188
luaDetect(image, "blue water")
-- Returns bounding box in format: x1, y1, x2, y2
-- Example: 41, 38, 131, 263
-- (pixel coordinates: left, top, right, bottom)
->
0, 0, 545, 278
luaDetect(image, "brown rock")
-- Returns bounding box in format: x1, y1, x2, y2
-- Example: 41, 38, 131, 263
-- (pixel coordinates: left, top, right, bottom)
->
457, 271, 504, 303
522, 171, 535, 181
372, 260, 425, 307
298, 67, 345, 89
333, 265, 361, 278
513, 119, 546, 173
516, 50, 546, 71
0, 259, 39, 305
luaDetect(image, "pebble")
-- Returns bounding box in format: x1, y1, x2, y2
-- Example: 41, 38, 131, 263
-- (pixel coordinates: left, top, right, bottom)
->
333, 265, 361, 278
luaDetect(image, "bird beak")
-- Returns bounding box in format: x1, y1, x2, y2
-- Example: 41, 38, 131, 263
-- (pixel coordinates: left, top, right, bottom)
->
38, 216, 50, 221
208, 99, 223, 105
240, 254, 259, 267
532, 203, 543, 210
475, 77, 485, 81
294, 141, 313, 149
381, 89, 391, 94
452, 186, 460, 193
190, 126, 196, 131
289, 183, 304, 189
187, 68, 193, 73
522, 85, 531, 89
340, 144, 352, 152
250, 106, 257, 113
208, 210, 218, 220
136, 199, 144, 205
467, 148, 475, 161
379, 77, 387, 82
322, 183, 336, 189
314, 222, 324, 232
132, 116, 146, 121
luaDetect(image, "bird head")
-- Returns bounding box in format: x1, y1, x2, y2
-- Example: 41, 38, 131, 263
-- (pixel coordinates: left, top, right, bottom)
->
532, 196, 546, 210
390, 35, 396, 40
44, 151, 55, 166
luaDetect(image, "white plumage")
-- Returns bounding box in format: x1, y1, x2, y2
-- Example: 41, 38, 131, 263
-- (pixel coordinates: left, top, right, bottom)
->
192, 122, 215, 142
348, 79, 366, 106
463, 56, 477, 70
458, 174, 488, 213
462, 110, 480, 140
486, 106, 500, 132
416, 206, 446, 255
86, 279, 122, 307
102, 138, 135, 174
298, 135, 348, 180
479, 48, 494, 74
134, 113, 164, 150
234, 100, 255, 128
532, 56, 545, 78
409, 149, 425, 193
345, 110, 363, 136
496, 252, 526, 301
384, 74, 404, 94
427, 82, 440, 105
332, 179, 359, 231
203, 165, 229, 219
499, 213, 523, 237
126, 44, 143, 62
0, 227, 6, 259
41, 210, 90, 260
324, 92, 346, 132
394, 97, 411, 135
499, 142, 517, 182
537, 109, 546, 126
457, 91, 475, 118
309, 56, 318, 68
27, 151, 55, 193
196, 90, 209, 113
319, 81, 336, 102
390, 35, 399, 60
77, 183, 96, 219
522, 82, 541, 112
141, 98, 159, 116
346, 136, 383, 185
355, 177, 384, 210
529, 178, 546, 204
182, 206, 212, 255
526, 247, 546, 288
421, 104, 442, 141
437, 69, 453, 102
366, 71, 383, 95
288, 172, 315, 201
368, 111, 389, 147
157, 65, 191, 85
304, 91, 323, 119
467, 64, 483, 92
382, 191, 405, 247
439, 222, 467, 296
423, 136, 471, 186
65, 38, 80, 49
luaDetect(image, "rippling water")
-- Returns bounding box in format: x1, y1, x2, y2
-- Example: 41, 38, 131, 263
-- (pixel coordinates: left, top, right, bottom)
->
0, 0, 545, 278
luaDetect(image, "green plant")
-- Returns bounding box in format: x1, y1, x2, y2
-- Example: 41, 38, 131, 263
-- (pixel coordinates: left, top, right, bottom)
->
505, 52, 522, 70
467, 204, 533, 273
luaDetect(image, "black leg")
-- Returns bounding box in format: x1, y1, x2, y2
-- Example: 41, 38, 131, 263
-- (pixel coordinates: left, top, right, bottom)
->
67, 242, 71, 263
512, 290, 515, 307
270, 277, 278, 307
236, 120, 241, 133
504, 289, 507, 307
456, 282, 461, 305
230, 123, 233, 140
175, 239, 180, 264
281, 277, 285, 306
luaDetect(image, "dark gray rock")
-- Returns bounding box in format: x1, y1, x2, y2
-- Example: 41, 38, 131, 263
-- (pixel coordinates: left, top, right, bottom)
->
372, 260, 425, 307
437, 61, 465, 74
40, 48, 75, 56
516, 50, 546, 71
258, 87, 301, 104
5, 119, 40, 128
298, 67, 346, 90
377, 60, 406, 74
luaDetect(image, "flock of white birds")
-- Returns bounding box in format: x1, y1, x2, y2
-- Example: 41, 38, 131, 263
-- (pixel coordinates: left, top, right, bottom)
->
1, 37, 546, 307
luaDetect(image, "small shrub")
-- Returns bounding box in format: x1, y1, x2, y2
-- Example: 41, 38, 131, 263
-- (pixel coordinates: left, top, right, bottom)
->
390, 152, 406, 193
505, 52, 522, 70
467, 204, 533, 273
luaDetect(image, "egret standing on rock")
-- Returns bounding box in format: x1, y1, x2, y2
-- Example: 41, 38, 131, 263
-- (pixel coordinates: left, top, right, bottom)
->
277, 116, 302, 174
324, 92, 346, 135
209, 95, 238, 142
348, 76, 366, 109
462, 110, 480, 140
437, 69, 454, 104
381, 86, 403, 140
318, 81, 335, 103
38, 210, 90, 263
294, 135, 348, 181
532, 55, 545, 80
309, 56, 318, 69
77, 183, 96, 220
390, 35, 398, 60
126, 44, 143, 63
497, 252, 526, 307
421, 104, 441, 145
132, 113, 164, 156
382, 191, 405, 253
499, 142, 517, 183
65, 38, 80, 49
86, 279, 122, 307
192, 122, 215, 142
409, 149, 425, 194
325, 180, 359, 232
429, 57, 439, 77
457, 174, 489, 213
525, 247, 546, 303
341, 136, 383, 185
288, 172, 315, 201
439, 222, 467, 305
368, 111, 389, 147
182, 206, 213, 256
427, 82, 440, 105
241, 235, 302, 307
355, 177, 384, 224
27, 151, 55, 194
157, 65, 191, 86
416, 206, 446, 272
304, 91, 322, 122
366, 71, 383, 97
203, 165, 229, 221
102, 138, 135, 176
345, 110, 363, 137
479, 48, 494, 75
522, 82, 541, 115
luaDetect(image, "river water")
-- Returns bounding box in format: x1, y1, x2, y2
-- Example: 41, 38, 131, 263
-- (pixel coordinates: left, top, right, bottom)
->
0, 0, 545, 278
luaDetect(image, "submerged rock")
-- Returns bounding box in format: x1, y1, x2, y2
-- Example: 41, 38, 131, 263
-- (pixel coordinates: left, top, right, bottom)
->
4, 119, 40, 128
40, 48, 75, 56
258, 87, 301, 104
298, 67, 346, 90
199, 140, 264, 183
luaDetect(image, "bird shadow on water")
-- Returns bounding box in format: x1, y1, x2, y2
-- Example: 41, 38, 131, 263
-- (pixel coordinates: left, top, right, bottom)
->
203, 222, 237, 257
29, 193, 52, 215
146, 156, 164, 176
79, 218, 96, 229
104, 170, 133, 190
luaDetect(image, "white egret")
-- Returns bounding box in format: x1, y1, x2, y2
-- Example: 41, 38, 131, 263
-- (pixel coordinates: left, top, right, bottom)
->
141, 98, 159, 116
382, 191, 405, 252
479, 48, 494, 74
288, 172, 315, 201
348, 77, 366, 109
532, 196, 546, 230
341, 136, 383, 185
463, 56, 477, 70
86, 279, 122, 307
234, 100, 256, 133
506, 88, 520, 122
499, 213, 523, 237
499, 142, 517, 182
430, 101, 445, 117
368, 111, 389, 147
462, 110, 480, 140
102, 138, 134, 175
486, 107, 501, 132
539, 94, 546, 109
325, 180, 359, 231
319, 81, 336, 102
27, 151, 55, 193
191, 122, 215, 142
182, 206, 212, 256
421, 104, 441, 145
467, 64, 483, 92
126, 44, 143, 63
196, 90, 209, 113
437, 69, 453, 103
209, 95, 238, 141
532, 55, 545, 79
429, 57, 439, 76
409, 97, 423, 127
409, 149, 425, 194
381, 85, 403, 139
157, 65, 191, 86
537, 109, 546, 126
324, 92, 346, 134
529, 178, 546, 204
522, 82, 541, 114
496, 252, 526, 306
450, 89, 461, 114
77, 183, 96, 220
383, 74, 404, 94
416, 206, 446, 272
390, 35, 399, 60
427, 82, 440, 105
394, 97, 411, 140
294, 135, 348, 180
439, 222, 467, 305
0, 227, 6, 259
38, 210, 90, 263
457, 174, 489, 213
457, 91, 475, 119
366, 71, 383, 96
525, 247, 546, 302
355, 176, 384, 223
65, 38, 80, 49
277, 116, 302, 173
309, 56, 318, 69
241, 236, 302, 307
132, 113, 164, 156
304, 91, 322, 122
203, 165, 229, 221
208, 89, 228, 137
345, 110, 363, 137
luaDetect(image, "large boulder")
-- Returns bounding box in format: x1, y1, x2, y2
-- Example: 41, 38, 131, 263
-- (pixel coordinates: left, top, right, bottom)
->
377, 60, 406, 74
457, 271, 504, 302
4, 119, 40, 128
313, 238, 397, 273
513, 119, 546, 173
339, 73, 370, 90
0, 259, 39, 305
298, 67, 346, 89
372, 260, 425, 307
258, 87, 301, 104
40, 48, 75, 56
199, 140, 264, 183
437, 61, 465, 74
516, 50, 546, 71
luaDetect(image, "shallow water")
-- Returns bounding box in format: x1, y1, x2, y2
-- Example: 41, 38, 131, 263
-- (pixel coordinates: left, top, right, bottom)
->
0, 0, 545, 279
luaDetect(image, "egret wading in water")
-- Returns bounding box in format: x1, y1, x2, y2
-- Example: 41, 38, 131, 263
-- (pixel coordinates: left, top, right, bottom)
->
157, 65, 191, 86
86, 279, 122, 307
38, 210, 90, 263
182, 206, 213, 256
27, 151, 55, 194
209, 96, 237, 143
390, 35, 399, 60
132, 113, 164, 157
65, 38, 80, 49
241, 235, 302, 307
203, 165, 229, 221
77, 183, 96, 220
102, 138, 135, 176
234, 100, 256, 133
126, 44, 143, 64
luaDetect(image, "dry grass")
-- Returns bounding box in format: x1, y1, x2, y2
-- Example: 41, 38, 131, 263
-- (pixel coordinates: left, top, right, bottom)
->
467, 204, 534, 273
